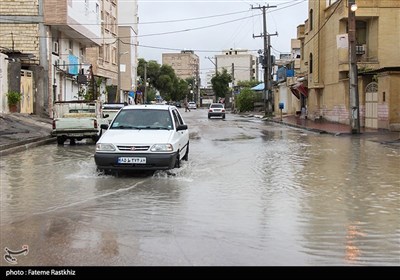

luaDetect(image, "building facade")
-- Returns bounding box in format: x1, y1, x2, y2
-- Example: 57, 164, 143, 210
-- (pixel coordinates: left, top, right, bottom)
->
162, 50, 200, 81
0, 0, 102, 116
215, 48, 258, 85
118, 0, 139, 104
300, 0, 400, 131
162, 50, 200, 103
86, 0, 119, 103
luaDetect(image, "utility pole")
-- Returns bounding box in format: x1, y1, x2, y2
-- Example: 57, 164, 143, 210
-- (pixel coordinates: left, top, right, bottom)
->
231, 63, 235, 87
144, 62, 147, 104
117, 37, 121, 103
348, 0, 360, 133
205, 56, 217, 75
252, 4, 277, 117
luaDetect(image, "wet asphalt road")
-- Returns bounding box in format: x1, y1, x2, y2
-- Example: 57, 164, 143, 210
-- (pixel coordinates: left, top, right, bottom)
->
1, 108, 399, 266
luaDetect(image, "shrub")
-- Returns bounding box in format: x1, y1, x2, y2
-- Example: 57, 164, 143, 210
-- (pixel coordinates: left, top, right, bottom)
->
6, 91, 21, 106
236, 88, 255, 112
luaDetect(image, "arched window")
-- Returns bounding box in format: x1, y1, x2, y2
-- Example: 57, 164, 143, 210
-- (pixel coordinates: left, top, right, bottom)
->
309, 9, 313, 31
309, 53, 313, 74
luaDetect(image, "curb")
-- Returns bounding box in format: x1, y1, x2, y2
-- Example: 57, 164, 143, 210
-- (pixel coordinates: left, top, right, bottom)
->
0, 136, 56, 157
268, 119, 334, 135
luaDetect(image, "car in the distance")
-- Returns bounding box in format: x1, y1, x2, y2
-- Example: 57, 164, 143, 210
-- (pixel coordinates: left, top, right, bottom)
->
208, 103, 226, 119
95, 105, 189, 173
188, 102, 197, 110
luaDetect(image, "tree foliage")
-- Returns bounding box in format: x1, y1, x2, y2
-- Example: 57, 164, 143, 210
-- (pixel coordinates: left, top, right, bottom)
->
211, 69, 232, 99
137, 58, 193, 102
236, 80, 259, 88
236, 88, 255, 112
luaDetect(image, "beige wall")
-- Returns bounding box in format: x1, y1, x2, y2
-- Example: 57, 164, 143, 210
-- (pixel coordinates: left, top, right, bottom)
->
162, 52, 199, 80
379, 72, 400, 130
86, 0, 118, 85
301, 0, 400, 128
0, 0, 39, 15
0, 24, 40, 64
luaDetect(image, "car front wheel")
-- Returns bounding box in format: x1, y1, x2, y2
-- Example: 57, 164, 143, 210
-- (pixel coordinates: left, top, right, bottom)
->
183, 142, 189, 161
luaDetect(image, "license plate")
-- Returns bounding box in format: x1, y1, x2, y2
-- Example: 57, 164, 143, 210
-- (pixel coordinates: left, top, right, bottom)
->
117, 157, 146, 164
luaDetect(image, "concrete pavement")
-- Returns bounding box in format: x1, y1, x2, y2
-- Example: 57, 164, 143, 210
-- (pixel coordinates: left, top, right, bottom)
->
0, 113, 55, 156
0, 112, 399, 157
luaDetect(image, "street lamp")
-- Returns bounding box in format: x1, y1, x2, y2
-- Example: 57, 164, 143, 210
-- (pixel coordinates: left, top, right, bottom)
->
348, 0, 360, 134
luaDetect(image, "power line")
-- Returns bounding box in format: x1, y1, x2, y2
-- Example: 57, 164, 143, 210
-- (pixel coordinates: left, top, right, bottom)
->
138, 9, 250, 24
137, 13, 259, 37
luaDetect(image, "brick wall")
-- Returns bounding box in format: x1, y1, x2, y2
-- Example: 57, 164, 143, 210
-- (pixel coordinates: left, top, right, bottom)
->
0, 23, 39, 64
0, 0, 39, 16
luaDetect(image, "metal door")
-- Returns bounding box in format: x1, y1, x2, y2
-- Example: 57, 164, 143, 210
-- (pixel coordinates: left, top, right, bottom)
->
365, 82, 378, 129
20, 70, 34, 114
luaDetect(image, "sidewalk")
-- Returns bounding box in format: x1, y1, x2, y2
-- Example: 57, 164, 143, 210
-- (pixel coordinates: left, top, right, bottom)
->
241, 112, 400, 147
0, 113, 55, 156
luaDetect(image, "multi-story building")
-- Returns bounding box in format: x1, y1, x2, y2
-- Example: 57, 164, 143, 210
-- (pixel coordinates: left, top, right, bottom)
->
86, 0, 119, 103
162, 50, 200, 80
162, 50, 200, 103
45, 0, 102, 105
215, 48, 258, 84
0, 0, 102, 116
298, 0, 400, 131
118, 0, 139, 104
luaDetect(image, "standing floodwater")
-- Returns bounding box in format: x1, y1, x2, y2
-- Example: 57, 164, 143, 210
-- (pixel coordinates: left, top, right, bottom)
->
1, 109, 399, 266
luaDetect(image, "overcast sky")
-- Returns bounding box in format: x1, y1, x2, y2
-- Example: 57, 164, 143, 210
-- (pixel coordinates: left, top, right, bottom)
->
137, 0, 308, 84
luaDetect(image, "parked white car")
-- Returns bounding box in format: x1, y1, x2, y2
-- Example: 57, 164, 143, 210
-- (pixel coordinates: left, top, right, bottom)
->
102, 103, 126, 124
94, 105, 189, 173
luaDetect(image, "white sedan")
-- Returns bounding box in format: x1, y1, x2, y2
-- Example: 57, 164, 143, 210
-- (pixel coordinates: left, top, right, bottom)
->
95, 105, 189, 173
188, 102, 197, 109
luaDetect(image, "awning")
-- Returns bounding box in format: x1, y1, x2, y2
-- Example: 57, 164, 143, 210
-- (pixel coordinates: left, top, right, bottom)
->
290, 82, 308, 98
290, 87, 300, 99
251, 83, 264, 91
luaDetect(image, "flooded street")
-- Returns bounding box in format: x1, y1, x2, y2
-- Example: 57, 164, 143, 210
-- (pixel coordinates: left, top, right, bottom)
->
1, 108, 399, 266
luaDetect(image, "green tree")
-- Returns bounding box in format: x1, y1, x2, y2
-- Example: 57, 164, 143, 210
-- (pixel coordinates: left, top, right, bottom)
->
156, 64, 176, 99
236, 80, 259, 88
211, 69, 232, 99
173, 79, 189, 102
236, 88, 255, 112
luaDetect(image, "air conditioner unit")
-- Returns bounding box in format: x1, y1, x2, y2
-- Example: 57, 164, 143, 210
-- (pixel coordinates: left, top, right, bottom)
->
52, 41, 59, 54
356, 44, 366, 55
54, 59, 67, 71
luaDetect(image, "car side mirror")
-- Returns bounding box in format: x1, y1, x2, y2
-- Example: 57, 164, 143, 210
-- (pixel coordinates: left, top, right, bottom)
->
100, 124, 109, 130
176, 124, 188, 131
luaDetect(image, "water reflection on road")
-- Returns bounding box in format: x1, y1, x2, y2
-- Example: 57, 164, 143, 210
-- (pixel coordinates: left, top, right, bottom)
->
1, 109, 399, 266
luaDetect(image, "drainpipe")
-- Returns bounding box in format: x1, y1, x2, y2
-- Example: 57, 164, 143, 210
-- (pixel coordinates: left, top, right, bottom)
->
38, 0, 49, 117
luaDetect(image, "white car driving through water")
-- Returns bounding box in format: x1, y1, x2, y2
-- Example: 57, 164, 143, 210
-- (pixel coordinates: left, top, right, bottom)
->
95, 105, 189, 173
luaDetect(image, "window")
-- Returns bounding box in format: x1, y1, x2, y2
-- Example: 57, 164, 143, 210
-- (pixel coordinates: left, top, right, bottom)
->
172, 109, 184, 127
309, 53, 313, 74
356, 21, 367, 45
99, 45, 104, 59
105, 45, 110, 62
326, 0, 339, 7
105, 12, 110, 32
309, 9, 313, 31
112, 47, 116, 64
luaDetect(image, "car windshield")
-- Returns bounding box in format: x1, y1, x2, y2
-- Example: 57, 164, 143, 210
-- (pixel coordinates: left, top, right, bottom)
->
211, 104, 224, 108
111, 109, 173, 130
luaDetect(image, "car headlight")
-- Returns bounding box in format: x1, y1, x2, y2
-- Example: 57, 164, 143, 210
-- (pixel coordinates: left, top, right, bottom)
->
96, 143, 116, 151
150, 144, 173, 152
